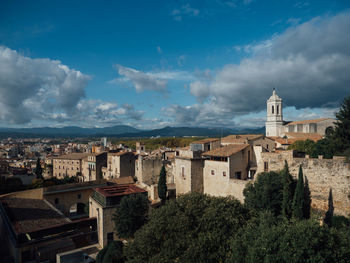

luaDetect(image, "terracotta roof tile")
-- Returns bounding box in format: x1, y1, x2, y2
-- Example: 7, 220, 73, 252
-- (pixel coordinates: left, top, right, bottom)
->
203, 144, 249, 157
191, 138, 220, 144
285, 118, 333, 126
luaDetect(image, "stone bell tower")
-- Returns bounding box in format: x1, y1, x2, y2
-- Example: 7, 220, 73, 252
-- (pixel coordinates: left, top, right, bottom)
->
265, 88, 283, 137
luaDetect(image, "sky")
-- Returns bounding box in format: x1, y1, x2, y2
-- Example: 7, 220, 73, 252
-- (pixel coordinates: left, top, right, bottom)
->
0, 0, 349, 129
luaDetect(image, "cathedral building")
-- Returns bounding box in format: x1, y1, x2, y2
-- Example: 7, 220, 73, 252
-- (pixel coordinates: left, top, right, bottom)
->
265, 89, 335, 137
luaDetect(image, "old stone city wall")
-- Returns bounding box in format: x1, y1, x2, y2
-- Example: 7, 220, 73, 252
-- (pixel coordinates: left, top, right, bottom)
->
257, 150, 350, 216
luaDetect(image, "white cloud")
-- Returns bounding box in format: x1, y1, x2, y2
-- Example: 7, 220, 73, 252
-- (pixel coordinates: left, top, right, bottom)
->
177, 11, 350, 127
0, 46, 90, 124
171, 4, 199, 21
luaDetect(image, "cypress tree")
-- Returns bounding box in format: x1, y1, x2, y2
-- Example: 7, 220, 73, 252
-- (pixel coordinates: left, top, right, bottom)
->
303, 176, 311, 219
281, 160, 294, 218
292, 165, 304, 219
35, 157, 43, 179
158, 165, 167, 204
324, 188, 334, 227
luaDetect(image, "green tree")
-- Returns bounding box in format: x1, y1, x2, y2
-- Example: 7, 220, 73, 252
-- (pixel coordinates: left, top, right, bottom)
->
125, 193, 251, 263
96, 241, 124, 263
227, 214, 350, 263
292, 165, 304, 219
113, 193, 149, 239
333, 95, 350, 154
324, 188, 334, 227
303, 176, 311, 219
281, 161, 295, 219
35, 157, 43, 179
244, 171, 283, 216
157, 165, 167, 204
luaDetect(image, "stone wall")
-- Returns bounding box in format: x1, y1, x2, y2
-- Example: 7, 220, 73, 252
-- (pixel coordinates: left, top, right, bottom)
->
135, 156, 163, 185
257, 150, 350, 216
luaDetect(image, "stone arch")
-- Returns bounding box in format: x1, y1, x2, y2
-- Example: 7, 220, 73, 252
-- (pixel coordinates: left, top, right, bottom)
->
69, 202, 87, 218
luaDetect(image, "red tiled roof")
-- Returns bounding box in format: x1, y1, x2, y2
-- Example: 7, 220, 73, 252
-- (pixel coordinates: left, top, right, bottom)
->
191, 138, 220, 144
203, 144, 249, 157
285, 118, 333, 126
95, 184, 147, 197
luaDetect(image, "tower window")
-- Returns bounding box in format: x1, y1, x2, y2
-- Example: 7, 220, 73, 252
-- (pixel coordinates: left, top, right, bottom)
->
272, 106, 274, 114
277, 105, 279, 115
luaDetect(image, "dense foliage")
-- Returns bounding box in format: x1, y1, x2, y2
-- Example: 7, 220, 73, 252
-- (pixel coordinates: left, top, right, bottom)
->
35, 157, 43, 179
243, 171, 284, 215
281, 161, 295, 218
292, 166, 304, 219
96, 241, 124, 263
226, 212, 350, 263
157, 165, 167, 203
125, 193, 251, 263
113, 193, 149, 239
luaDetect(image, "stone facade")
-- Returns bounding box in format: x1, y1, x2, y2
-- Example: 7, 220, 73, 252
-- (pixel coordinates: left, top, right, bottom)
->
257, 150, 350, 216
82, 152, 107, 182
103, 152, 136, 179
135, 155, 163, 185
53, 153, 89, 179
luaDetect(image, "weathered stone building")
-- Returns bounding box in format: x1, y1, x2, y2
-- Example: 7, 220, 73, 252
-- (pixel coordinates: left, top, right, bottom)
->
257, 150, 350, 216
82, 152, 107, 181
53, 153, 89, 179
103, 151, 136, 179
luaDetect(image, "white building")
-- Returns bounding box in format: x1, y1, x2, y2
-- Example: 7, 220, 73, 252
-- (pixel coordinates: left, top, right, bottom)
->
265, 89, 335, 137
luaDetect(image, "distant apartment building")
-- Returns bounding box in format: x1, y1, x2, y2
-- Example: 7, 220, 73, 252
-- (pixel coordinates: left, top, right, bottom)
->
102, 151, 136, 179
81, 152, 107, 181
53, 153, 89, 179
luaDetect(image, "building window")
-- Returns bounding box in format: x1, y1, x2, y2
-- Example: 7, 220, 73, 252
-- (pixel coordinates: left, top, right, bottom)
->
55, 198, 59, 204
223, 171, 226, 177
272, 105, 274, 114
181, 166, 185, 179
107, 232, 114, 244
77, 194, 81, 199
211, 170, 215, 175
264, 162, 268, 172
234, 171, 242, 179
277, 105, 279, 115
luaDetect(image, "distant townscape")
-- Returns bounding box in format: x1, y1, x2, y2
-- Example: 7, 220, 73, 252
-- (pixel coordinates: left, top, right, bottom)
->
0, 90, 349, 263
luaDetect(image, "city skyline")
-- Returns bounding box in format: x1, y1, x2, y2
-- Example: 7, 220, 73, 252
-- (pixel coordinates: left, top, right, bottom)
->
0, 0, 349, 129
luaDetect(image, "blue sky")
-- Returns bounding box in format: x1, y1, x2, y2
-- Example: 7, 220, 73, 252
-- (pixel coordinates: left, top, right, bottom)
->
0, 0, 349, 129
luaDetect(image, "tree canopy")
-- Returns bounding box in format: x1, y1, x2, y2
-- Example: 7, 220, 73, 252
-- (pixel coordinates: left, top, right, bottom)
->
125, 193, 251, 263
113, 193, 149, 239
158, 165, 167, 203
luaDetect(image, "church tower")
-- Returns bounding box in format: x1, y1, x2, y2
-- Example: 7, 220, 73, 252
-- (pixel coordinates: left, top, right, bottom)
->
265, 88, 283, 137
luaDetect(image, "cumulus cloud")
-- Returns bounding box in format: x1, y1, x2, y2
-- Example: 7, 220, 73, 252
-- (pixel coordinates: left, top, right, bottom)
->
0, 46, 90, 124
115, 64, 167, 93
111, 64, 194, 93
181, 11, 350, 126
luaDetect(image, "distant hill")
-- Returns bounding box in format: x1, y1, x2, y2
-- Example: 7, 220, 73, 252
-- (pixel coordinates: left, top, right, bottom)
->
0, 125, 265, 138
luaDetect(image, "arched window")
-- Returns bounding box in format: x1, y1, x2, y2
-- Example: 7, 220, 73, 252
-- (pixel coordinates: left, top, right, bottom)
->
272, 105, 274, 114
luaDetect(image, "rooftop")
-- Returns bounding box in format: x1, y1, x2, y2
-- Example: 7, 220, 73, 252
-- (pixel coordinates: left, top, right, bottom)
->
53, 153, 90, 160
286, 118, 333, 126
94, 184, 147, 197
203, 144, 249, 157
0, 197, 69, 234
191, 138, 219, 144
108, 151, 135, 156
221, 134, 263, 144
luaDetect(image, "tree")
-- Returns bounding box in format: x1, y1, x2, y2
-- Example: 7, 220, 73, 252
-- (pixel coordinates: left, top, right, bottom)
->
281, 161, 295, 219
333, 95, 350, 154
303, 176, 311, 219
292, 165, 304, 219
227, 214, 350, 263
125, 193, 251, 263
113, 193, 149, 239
324, 188, 334, 227
35, 157, 43, 179
96, 241, 124, 263
157, 165, 167, 204
244, 171, 284, 216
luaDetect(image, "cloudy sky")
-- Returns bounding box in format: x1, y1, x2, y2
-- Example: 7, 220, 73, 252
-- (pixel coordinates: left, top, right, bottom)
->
0, 0, 349, 129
